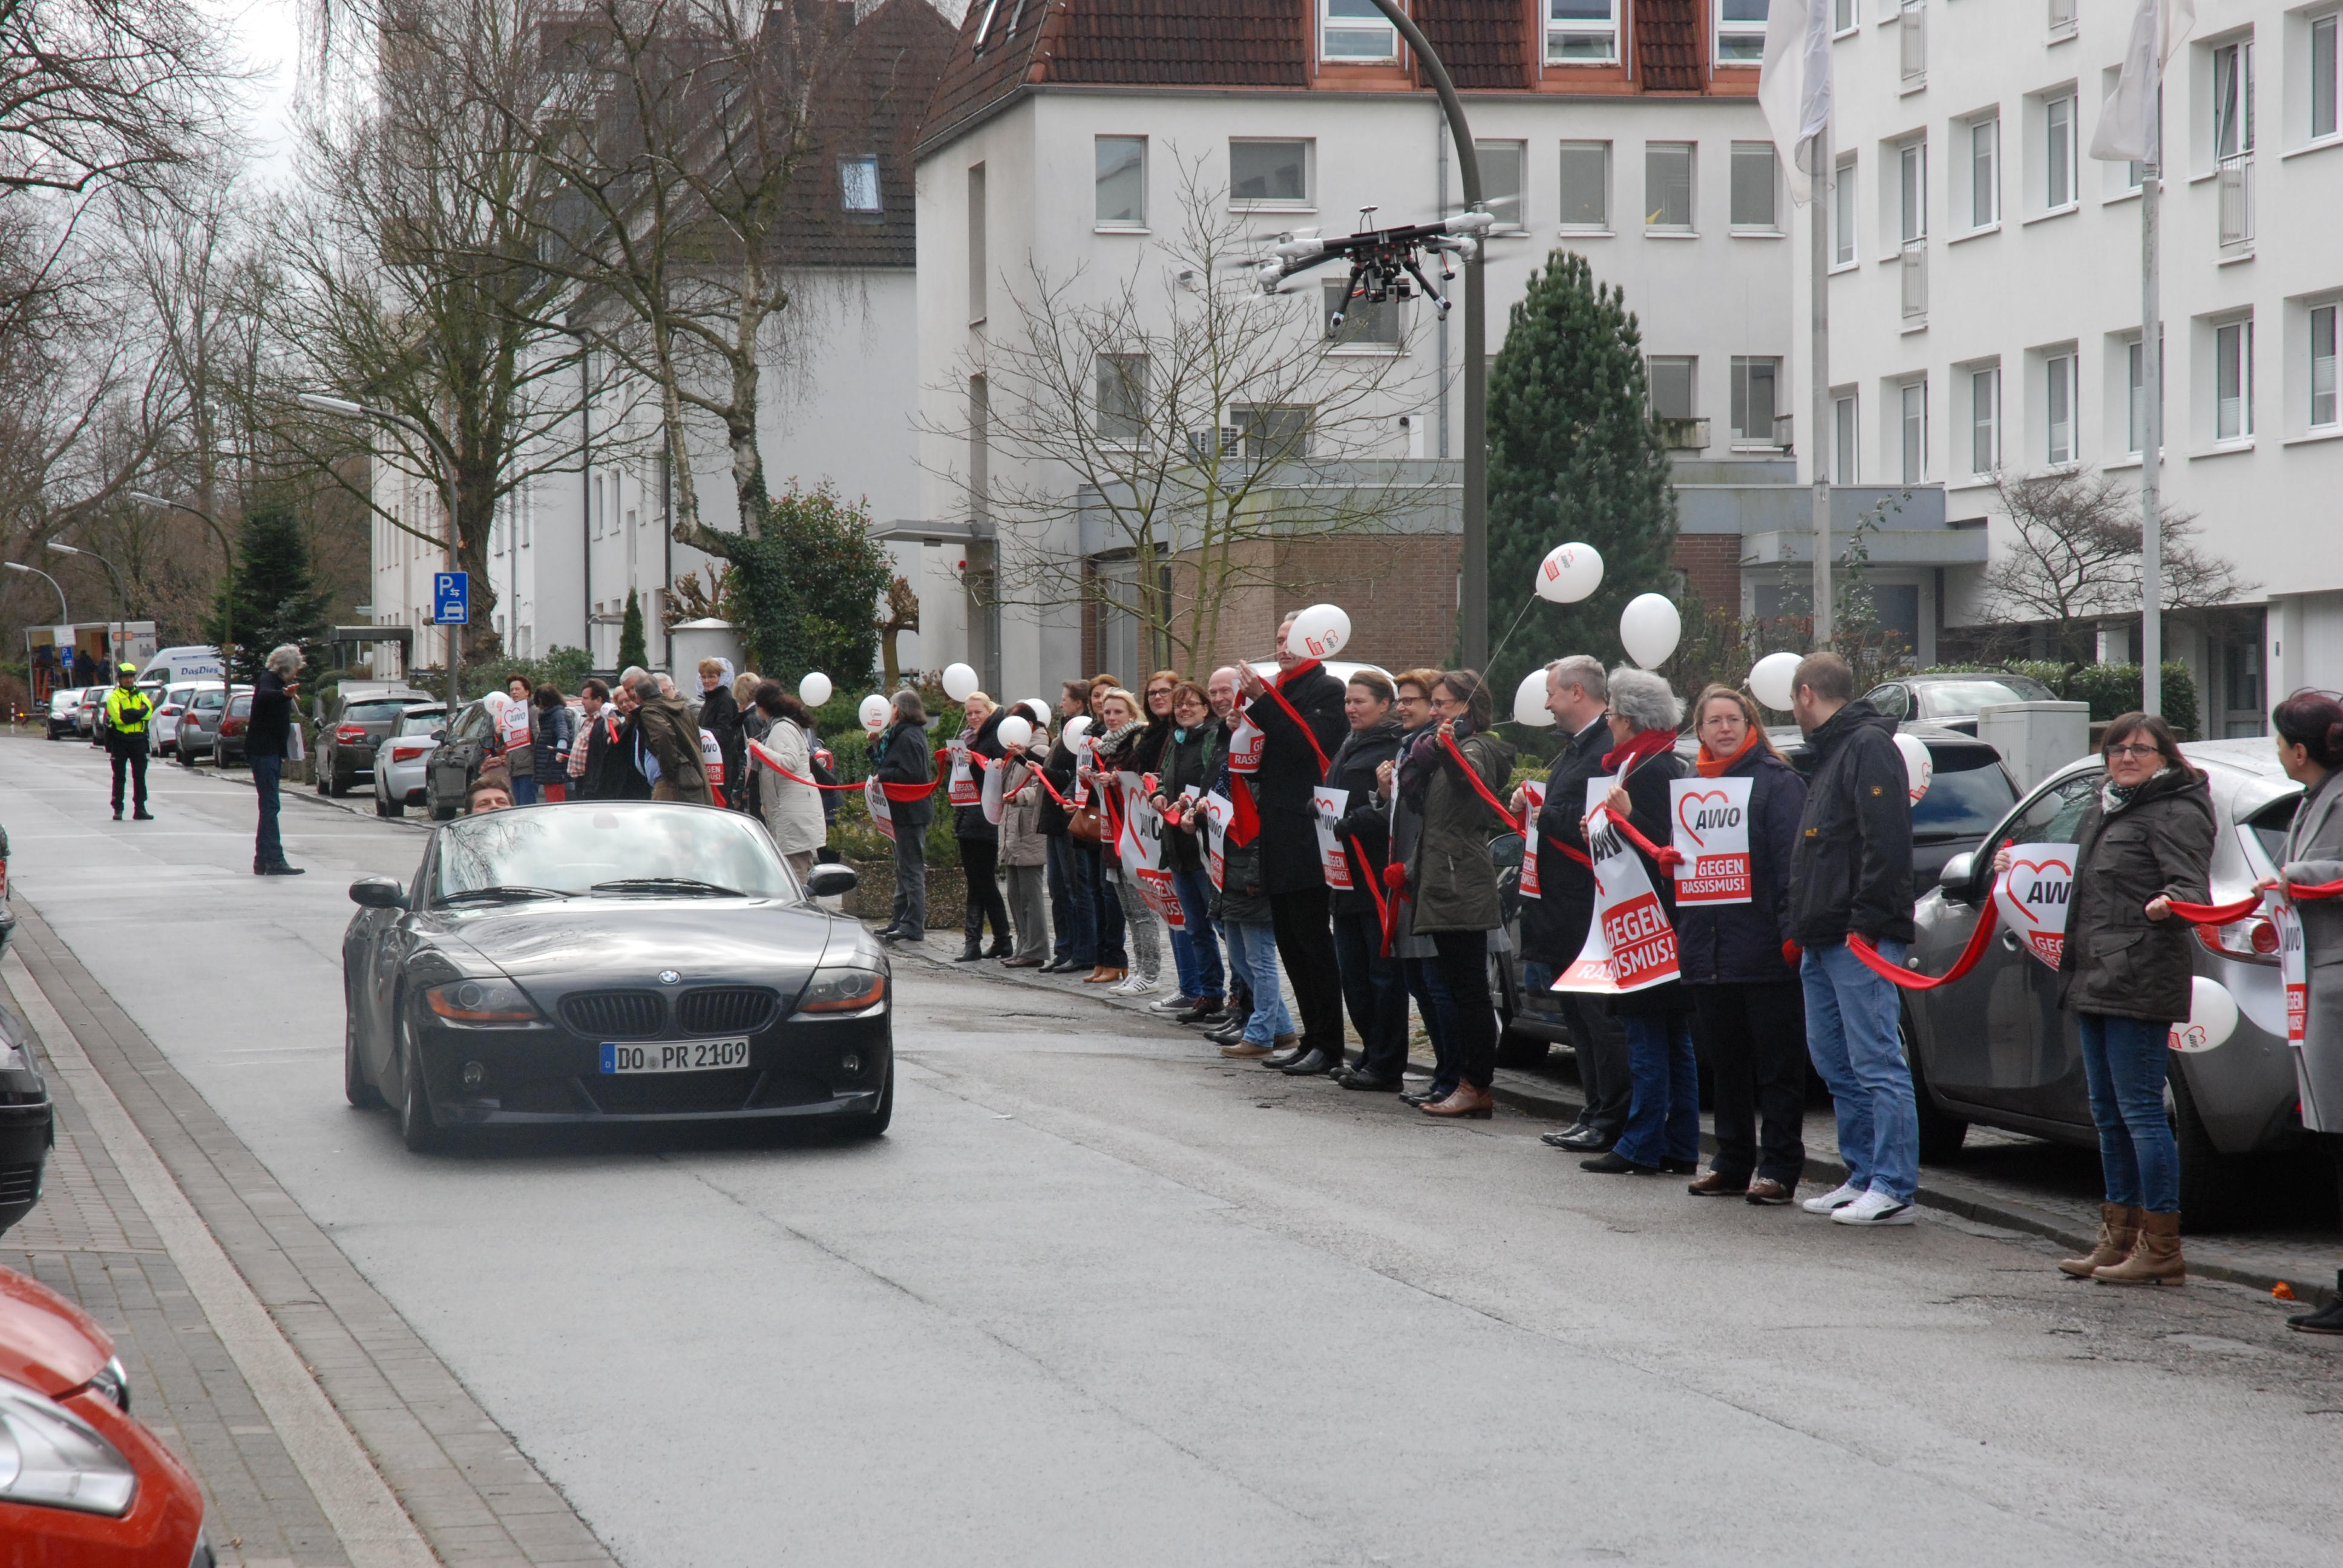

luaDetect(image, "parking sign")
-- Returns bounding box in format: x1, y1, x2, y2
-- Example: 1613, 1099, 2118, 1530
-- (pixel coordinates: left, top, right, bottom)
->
432, 572, 469, 625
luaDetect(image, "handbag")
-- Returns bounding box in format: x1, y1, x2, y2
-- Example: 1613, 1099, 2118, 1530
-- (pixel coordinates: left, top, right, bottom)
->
1067, 802, 1103, 844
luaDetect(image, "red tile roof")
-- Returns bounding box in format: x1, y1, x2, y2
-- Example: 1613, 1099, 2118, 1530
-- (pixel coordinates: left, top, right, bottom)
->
1635, 0, 1705, 93
1417, 0, 1529, 90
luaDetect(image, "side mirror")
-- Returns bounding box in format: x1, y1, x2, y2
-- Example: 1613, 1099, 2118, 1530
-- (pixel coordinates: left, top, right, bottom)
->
1937, 851, 1979, 901
805, 864, 858, 898
349, 875, 409, 910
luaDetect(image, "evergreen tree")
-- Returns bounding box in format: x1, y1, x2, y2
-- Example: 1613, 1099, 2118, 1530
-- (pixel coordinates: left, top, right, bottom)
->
203, 506, 331, 682
729, 482, 890, 684
618, 588, 647, 670
1484, 252, 1677, 723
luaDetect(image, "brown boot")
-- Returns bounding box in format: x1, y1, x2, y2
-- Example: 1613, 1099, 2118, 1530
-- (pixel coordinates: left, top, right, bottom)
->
2092, 1209, 2185, 1286
2058, 1202, 2142, 1278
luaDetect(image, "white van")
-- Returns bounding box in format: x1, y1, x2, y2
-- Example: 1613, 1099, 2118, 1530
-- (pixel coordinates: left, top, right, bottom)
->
139, 647, 228, 687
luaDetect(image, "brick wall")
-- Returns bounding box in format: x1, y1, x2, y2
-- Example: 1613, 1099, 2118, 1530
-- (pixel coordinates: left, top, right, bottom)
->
1145, 532, 1460, 676
1671, 534, 1741, 616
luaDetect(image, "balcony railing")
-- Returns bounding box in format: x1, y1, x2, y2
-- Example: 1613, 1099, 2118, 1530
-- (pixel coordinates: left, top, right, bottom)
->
2047, 0, 2076, 38
2217, 155, 2254, 253
1900, 241, 1928, 319
1900, 1, 1926, 84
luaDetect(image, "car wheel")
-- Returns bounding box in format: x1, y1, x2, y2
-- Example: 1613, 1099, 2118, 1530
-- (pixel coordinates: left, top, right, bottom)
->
1904, 1019, 1968, 1165
842, 1062, 893, 1138
345, 1008, 383, 1109
2169, 1067, 2244, 1233
396, 1008, 447, 1152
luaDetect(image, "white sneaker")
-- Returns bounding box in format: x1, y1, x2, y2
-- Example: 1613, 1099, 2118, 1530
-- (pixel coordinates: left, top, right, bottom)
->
1830, 1190, 1917, 1226
1122, 975, 1160, 996
1801, 1181, 1865, 1215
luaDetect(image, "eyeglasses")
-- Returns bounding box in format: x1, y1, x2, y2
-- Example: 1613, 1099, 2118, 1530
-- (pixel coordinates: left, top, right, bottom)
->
2105, 743, 2162, 760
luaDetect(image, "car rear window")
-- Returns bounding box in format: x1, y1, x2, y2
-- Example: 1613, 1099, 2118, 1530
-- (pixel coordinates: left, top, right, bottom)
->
344, 701, 413, 724
2246, 797, 2299, 867
1916, 678, 2055, 717
397, 711, 445, 736
229, 694, 251, 716
1913, 751, 2017, 840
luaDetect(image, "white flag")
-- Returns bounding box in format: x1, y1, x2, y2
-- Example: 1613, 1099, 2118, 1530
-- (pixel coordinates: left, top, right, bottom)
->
2089, 0, 2194, 163
1757, 0, 1833, 203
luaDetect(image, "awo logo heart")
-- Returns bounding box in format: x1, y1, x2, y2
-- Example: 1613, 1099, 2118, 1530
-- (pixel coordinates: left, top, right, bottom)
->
1677, 789, 1729, 849
2168, 1023, 2213, 1054
2003, 857, 2073, 927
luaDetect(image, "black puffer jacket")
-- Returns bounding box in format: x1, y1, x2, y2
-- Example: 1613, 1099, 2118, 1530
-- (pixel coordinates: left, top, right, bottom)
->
952, 707, 1006, 841
1037, 728, 1078, 837
871, 719, 935, 831
1787, 699, 1915, 947
1155, 723, 1218, 873
698, 685, 743, 803
2056, 766, 2215, 1024
1328, 718, 1406, 915
1521, 717, 1614, 967
1676, 748, 1808, 987
1245, 661, 1348, 896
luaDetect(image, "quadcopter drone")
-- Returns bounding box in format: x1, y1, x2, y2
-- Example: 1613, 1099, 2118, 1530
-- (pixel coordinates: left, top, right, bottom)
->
1240, 204, 1496, 325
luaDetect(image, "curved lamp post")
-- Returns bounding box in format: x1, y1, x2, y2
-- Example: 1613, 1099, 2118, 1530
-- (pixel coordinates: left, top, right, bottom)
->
4, 560, 69, 622
131, 491, 237, 689
45, 540, 129, 621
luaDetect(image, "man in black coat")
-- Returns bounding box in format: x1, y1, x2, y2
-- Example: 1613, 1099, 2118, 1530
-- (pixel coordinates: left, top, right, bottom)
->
1325, 671, 1410, 1088
1233, 615, 1350, 1074
1035, 681, 1096, 974
1787, 652, 1921, 1226
1515, 655, 1632, 1151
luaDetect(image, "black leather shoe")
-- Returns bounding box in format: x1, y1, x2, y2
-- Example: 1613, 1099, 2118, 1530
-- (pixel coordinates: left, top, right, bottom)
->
1658, 1157, 1700, 1175
986, 938, 1014, 959
1259, 1044, 1308, 1070
1335, 1069, 1401, 1091
876, 928, 904, 944
2289, 1274, 2343, 1334
1176, 999, 1226, 1025
1540, 1128, 1584, 1148
133, 808, 152, 820
955, 939, 985, 961
1204, 1024, 1247, 1048
1399, 1085, 1451, 1106
257, 861, 306, 877
111, 808, 123, 820
1279, 1048, 1340, 1076
1580, 1151, 1659, 1175
1558, 1126, 1614, 1152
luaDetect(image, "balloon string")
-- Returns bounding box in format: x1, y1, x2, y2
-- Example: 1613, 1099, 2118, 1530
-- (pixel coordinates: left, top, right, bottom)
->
1486, 592, 1538, 679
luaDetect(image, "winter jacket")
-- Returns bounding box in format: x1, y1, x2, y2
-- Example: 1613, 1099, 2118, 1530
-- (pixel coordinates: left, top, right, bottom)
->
1604, 746, 1690, 1018
998, 759, 1047, 868
1328, 718, 1407, 916
755, 717, 827, 860
698, 685, 744, 805
2281, 769, 2343, 1126
1520, 716, 1615, 967
1035, 728, 1079, 837
1245, 661, 1348, 896
1384, 722, 1436, 955
952, 708, 1007, 842
1154, 724, 1218, 874
738, 708, 771, 818
1210, 834, 1273, 925
582, 710, 649, 800
1676, 748, 1809, 987
531, 704, 576, 788
871, 719, 936, 831
247, 671, 293, 759
1404, 727, 1517, 934
632, 696, 712, 804
2055, 766, 2215, 1024
1787, 699, 1915, 947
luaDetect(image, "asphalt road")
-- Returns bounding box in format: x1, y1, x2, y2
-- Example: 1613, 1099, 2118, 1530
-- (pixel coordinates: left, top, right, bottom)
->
4, 735, 2341, 1567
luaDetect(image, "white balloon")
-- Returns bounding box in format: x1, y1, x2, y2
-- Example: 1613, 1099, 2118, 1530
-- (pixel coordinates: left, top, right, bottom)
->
2168, 976, 2239, 1054
1748, 652, 1802, 713
1535, 542, 1605, 604
1288, 603, 1351, 661
941, 662, 980, 702
1895, 732, 1934, 804
798, 671, 833, 708
1618, 593, 1681, 668
996, 714, 1033, 750
1063, 714, 1092, 745
1512, 667, 1555, 727
858, 694, 890, 733
1021, 698, 1053, 729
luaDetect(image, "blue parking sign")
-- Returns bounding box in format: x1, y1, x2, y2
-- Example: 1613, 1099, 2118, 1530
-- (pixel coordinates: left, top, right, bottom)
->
432, 572, 469, 626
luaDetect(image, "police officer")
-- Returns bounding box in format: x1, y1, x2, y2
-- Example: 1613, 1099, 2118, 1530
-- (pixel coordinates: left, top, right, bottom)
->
103, 663, 155, 821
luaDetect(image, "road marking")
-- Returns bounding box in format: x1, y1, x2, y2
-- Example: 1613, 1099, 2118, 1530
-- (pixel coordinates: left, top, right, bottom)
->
0, 949, 436, 1568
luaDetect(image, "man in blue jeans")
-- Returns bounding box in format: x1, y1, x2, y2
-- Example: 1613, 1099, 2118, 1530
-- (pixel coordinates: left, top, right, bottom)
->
247, 645, 306, 876
1785, 653, 1919, 1226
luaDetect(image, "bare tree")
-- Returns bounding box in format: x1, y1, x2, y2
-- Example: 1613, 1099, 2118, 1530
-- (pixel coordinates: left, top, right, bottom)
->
0, 0, 232, 198
928, 164, 1445, 670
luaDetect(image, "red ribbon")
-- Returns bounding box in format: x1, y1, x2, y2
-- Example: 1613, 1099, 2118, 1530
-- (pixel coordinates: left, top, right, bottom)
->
1588, 805, 1684, 871
1438, 731, 1593, 871
1844, 877, 2006, 990
2162, 894, 2264, 926
1252, 677, 1330, 781
1347, 832, 1394, 956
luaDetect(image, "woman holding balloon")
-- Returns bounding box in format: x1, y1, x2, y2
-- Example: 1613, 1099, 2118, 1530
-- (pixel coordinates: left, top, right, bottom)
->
951, 690, 1015, 962
752, 683, 825, 881
1993, 712, 2212, 1284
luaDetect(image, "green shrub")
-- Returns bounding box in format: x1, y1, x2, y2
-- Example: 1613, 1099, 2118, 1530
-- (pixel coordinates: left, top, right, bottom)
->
1925, 660, 2200, 739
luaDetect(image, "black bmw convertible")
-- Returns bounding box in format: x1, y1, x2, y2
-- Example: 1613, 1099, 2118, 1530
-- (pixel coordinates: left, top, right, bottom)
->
342, 802, 889, 1151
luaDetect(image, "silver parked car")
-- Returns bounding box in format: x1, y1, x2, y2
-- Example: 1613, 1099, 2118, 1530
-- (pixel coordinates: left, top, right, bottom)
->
174, 684, 249, 766
44, 687, 85, 740
1904, 737, 2312, 1228
372, 705, 445, 818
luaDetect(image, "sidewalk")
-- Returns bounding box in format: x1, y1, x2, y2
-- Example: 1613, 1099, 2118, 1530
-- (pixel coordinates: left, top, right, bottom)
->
877, 921, 2341, 1306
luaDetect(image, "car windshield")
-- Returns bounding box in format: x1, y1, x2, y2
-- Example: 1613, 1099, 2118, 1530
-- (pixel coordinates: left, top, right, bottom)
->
433, 805, 798, 902
344, 700, 415, 724
1912, 751, 2019, 840
396, 710, 445, 736
1916, 677, 2054, 717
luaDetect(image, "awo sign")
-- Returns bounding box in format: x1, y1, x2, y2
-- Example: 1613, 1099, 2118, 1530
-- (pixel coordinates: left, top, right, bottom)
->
1552, 829, 1682, 995
1517, 782, 1545, 898
1668, 777, 1752, 906
1311, 786, 1353, 890
1990, 843, 2075, 968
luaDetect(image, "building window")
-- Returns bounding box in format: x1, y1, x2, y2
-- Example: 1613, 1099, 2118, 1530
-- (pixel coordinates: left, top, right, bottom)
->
2046, 351, 2077, 463
1648, 356, 1696, 419
1476, 140, 1526, 229
1900, 379, 1927, 482
2048, 0, 2076, 36
2214, 41, 2255, 160
1547, 0, 1620, 64
1559, 140, 1610, 229
2315, 14, 2338, 141
839, 156, 880, 214
2125, 335, 2164, 454
1095, 353, 1149, 442
1968, 117, 1998, 227
1231, 139, 1310, 205
1901, 0, 1926, 83
1095, 137, 1145, 227
1320, 0, 1396, 62
2215, 319, 2254, 441
1833, 393, 1858, 483
1717, 0, 1768, 64
1832, 154, 1856, 263
1898, 140, 1927, 243
1731, 357, 1780, 445
1325, 279, 1401, 348
2044, 93, 2076, 209
1970, 364, 2001, 475
1232, 404, 1312, 461
1646, 142, 1694, 230
2313, 303, 2339, 429
1833, 0, 1855, 33
967, 163, 986, 325
1730, 142, 1778, 229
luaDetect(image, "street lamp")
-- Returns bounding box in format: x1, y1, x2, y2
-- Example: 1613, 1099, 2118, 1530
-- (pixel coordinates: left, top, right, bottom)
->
298, 391, 462, 710
44, 540, 129, 620
4, 561, 69, 622
131, 491, 237, 690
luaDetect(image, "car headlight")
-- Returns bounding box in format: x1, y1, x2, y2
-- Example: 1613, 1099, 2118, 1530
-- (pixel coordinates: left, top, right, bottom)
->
84, 1356, 129, 1414
796, 967, 885, 1014
424, 979, 543, 1024
0, 1374, 139, 1516
0, 1034, 25, 1072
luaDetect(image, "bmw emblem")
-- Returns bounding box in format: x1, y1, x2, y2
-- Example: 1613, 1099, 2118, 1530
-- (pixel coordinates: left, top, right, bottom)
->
657, 970, 680, 985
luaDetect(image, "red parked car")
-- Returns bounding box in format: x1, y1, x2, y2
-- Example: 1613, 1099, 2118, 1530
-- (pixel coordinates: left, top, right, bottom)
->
0, 1265, 211, 1565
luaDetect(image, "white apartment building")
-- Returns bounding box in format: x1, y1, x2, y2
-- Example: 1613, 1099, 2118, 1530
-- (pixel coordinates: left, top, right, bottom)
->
1803, 0, 2343, 735
913, 0, 1810, 693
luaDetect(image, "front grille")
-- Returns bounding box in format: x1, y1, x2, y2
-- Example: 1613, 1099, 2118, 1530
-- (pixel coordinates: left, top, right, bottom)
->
675, 987, 779, 1036
501, 1078, 588, 1115
0, 1163, 41, 1206
561, 991, 666, 1038
585, 1068, 761, 1116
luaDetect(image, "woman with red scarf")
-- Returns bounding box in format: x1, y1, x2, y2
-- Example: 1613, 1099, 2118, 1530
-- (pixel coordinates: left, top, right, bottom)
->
1675, 685, 1809, 1204
1578, 667, 1699, 1176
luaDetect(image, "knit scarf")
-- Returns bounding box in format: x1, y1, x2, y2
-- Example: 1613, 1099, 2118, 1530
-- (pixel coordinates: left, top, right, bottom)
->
1695, 726, 1760, 779
2102, 765, 2174, 816
1602, 726, 1676, 776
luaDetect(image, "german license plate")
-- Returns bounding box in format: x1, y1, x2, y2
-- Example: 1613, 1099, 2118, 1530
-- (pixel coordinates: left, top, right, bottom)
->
600, 1039, 751, 1074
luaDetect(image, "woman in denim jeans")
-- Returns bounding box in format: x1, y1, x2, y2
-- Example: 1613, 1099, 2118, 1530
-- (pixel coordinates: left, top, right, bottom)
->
1148, 681, 1227, 1020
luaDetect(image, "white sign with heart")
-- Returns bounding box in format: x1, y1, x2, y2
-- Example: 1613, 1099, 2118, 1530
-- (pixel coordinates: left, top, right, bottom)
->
1668, 776, 1753, 905
1991, 842, 2076, 968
